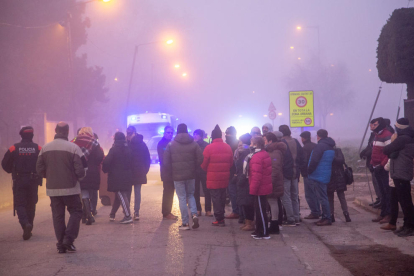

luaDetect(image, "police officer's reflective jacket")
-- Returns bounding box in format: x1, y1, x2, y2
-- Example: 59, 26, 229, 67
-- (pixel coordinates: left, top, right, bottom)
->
1, 139, 42, 185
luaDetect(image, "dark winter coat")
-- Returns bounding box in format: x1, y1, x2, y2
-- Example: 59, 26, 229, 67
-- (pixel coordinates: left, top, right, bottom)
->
129, 134, 151, 185
328, 148, 347, 193
281, 137, 305, 180
226, 136, 239, 176
157, 137, 173, 182
266, 141, 286, 198
360, 132, 375, 167
308, 137, 335, 184
80, 145, 104, 190
236, 147, 254, 206
371, 128, 392, 167
248, 150, 272, 196
301, 139, 317, 178
164, 133, 204, 181
196, 139, 209, 177
383, 128, 414, 181
201, 138, 234, 189
102, 140, 133, 192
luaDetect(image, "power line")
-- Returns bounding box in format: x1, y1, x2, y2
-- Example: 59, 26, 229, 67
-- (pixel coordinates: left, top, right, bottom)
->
0, 22, 56, 29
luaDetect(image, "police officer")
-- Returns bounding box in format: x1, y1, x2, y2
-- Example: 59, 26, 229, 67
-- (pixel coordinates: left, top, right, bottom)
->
1, 126, 42, 240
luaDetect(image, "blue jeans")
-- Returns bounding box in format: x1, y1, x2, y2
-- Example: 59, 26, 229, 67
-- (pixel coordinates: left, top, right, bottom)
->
174, 179, 197, 225
133, 184, 142, 216
228, 177, 239, 214
311, 178, 331, 221
304, 177, 321, 216
281, 178, 300, 222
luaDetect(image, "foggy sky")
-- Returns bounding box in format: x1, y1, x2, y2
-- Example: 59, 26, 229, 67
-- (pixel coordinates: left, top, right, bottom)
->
79, 0, 410, 142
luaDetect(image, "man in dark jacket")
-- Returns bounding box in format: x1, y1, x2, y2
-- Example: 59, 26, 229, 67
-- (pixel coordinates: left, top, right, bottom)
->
36, 122, 86, 253
370, 117, 393, 224
127, 126, 151, 221
383, 118, 414, 237
157, 126, 178, 220
300, 131, 320, 219
307, 129, 335, 226
2, 126, 42, 240
164, 124, 204, 230
360, 120, 382, 208
279, 125, 305, 226
225, 126, 240, 219
193, 129, 212, 216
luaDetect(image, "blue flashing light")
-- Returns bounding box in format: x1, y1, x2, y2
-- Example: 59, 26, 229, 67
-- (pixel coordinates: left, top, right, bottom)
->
161, 115, 167, 119
176, 118, 179, 120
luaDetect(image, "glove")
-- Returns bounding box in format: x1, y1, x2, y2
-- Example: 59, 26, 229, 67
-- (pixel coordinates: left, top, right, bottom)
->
368, 165, 374, 173
373, 165, 383, 173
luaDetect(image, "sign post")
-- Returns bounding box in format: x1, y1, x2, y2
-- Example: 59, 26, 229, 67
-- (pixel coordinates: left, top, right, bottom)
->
268, 102, 277, 128
289, 91, 314, 129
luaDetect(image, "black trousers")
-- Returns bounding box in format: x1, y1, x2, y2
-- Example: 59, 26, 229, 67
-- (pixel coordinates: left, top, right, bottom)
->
375, 169, 391, 217
89, 189, 98, 213
13, 176, 38, 229
50, 195, 82, 248
210, 188, 227, 221
394, 179, 414, 228
110, 190, 132, 217
243, 204, 255, 221
162, 181, 175, 216
195, 175, 212, 212
389, 187, 399, 226
254, 195, 269, 236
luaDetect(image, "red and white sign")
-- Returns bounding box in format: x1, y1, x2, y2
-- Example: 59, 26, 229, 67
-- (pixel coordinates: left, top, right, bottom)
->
269, 110, 277, 120
304, 118, 312, 125
269, 102, 276, 111
296, 96, 307, 108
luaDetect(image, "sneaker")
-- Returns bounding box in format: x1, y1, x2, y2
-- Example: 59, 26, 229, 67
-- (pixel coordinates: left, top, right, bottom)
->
109, 215, 115, 222
295, 221, 301, 226
279, 225, 283, 231
205, 211, 213, 217
92, 210, 98, 216
134, 213, 140, 221
397, 227, 414, 237
179, 224, 190, 230
192, 215, 200, 229
119, 216, 133, 224
251, 230, 259, 237
57, 248, 66, 254
282, 221, 296, 227
394, 226, 407, 235
253, 235, 271, 240
63, 244, 76, 253
23, 223, 33, 241
225, 213, 240, 219
212, 220, 225, 227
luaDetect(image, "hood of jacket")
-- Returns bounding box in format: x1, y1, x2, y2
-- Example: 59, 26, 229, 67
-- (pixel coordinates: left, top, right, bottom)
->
318, 137, 336, 148
262, 123, 273, 133
174, 133, 194, 144
266, 141, 287, 154
396, 126, 414, 138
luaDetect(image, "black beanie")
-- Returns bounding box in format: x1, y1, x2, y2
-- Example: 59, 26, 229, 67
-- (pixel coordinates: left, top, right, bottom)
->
211, 125, 222, 140
396, 118, 409, 129
114, 132, 126, 141
279, 125, 291, 137
300, 131, 311, 140
193, 129, 204, 137
20, 126, 34, 140
226, 126, 237, 136
239, 133, 252, 145
177, 123, 188, 134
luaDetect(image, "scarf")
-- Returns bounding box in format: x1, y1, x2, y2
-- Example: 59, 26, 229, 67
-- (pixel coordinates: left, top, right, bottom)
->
243, 148, 261, 178
72, 133, 99, 160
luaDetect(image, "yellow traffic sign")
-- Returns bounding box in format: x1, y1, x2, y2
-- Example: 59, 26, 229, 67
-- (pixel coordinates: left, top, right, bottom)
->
289, 90, 314, 127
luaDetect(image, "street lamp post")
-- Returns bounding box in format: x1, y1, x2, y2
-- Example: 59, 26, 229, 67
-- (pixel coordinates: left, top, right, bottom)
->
125, 40, 173, 114
297, 25, 320, 63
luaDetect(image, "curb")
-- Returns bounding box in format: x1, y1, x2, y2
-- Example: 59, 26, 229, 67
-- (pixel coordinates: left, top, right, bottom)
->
353, 197, 404, 218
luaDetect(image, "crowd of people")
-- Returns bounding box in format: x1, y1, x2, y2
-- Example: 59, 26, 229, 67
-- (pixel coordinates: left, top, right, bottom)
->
2, 116, 414, 253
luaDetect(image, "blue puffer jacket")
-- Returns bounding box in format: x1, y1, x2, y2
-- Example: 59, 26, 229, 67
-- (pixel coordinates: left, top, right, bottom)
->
308, 137, 335, 184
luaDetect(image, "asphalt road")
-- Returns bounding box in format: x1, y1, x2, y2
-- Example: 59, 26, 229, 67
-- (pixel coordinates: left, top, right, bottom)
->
1, 165, 414, 276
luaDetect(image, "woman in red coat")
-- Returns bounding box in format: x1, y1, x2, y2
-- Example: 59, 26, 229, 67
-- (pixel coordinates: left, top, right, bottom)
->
201, 125, 234, 226
246, 136, 272, 239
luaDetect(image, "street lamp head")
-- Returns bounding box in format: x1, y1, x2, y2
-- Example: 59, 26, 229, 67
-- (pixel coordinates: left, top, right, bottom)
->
182, 73, 187, 77
166, 39, 174, 45
297, 26, 302, 30
174, 64, 180, 68
278, 113, 282, 116
298, 57, 301, 60
290, 46, 294, 49
102, 0, 111, 2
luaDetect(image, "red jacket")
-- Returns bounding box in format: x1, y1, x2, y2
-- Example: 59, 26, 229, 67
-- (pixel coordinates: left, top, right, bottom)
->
201, 138, 234, 189
371, 129, 392, 167
249, 150, 272, 196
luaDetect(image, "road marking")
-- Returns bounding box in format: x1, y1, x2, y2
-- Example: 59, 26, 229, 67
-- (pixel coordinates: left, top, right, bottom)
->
282, 234, 289, 238
304, 262, 313, 270
291, 245, 298, 251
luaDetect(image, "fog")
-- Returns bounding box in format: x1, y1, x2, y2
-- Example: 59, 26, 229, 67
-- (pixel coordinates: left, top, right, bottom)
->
1, 0, 411, 145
